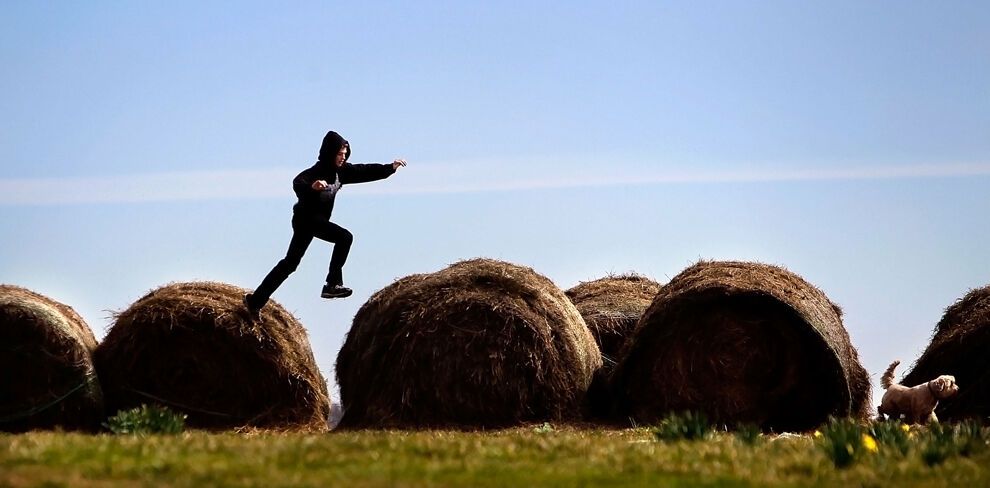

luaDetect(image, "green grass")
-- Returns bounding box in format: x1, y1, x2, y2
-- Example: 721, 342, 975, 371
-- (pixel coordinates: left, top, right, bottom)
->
103, 405, 187, 435
1, 426, 988, 487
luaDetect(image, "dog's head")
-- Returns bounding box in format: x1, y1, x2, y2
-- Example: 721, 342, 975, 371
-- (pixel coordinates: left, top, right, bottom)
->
929, 375, 959, 399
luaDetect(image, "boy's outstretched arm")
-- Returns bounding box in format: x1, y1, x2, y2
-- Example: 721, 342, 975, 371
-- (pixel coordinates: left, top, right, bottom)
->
340, 159, 407, 185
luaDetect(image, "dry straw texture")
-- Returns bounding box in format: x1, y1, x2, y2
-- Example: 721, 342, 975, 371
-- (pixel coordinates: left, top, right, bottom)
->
610, 261, 871, 431
336, 258, 602, 429
94, 281, 330, 431
903, 285, 990, 422
565, 274, 661, 419
0, 285, 104, 432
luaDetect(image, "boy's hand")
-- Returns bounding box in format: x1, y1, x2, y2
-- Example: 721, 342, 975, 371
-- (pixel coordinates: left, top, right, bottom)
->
392, 159, 407, 170
312, 180, 329, 191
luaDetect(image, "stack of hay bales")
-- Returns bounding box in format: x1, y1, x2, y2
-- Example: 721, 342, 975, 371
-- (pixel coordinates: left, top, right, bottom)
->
565, 274, 661, 418
610, 261, 871, 431
0, 285, 104, 432
94, 281, 331, 431
903, 285, 990, 422
336, 258, 602, 428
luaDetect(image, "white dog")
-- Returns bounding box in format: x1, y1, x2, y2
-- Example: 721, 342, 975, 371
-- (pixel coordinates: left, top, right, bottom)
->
877, 360, 959, 424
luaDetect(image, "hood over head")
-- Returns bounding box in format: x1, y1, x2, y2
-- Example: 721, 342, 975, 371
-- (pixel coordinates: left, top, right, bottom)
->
317, 131, 351, 169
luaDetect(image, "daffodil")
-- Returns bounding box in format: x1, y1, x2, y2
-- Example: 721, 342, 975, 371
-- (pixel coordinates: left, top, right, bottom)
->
813, 430, 822, 438
901, 424, 911, 432
862, 433, 878, 453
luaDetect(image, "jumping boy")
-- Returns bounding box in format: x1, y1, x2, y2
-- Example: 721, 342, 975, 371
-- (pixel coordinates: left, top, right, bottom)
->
244, 130, 406, 318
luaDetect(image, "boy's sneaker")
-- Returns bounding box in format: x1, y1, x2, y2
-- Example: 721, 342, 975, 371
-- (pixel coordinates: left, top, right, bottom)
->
243, 293, 261, 321
321, 284, 353, 299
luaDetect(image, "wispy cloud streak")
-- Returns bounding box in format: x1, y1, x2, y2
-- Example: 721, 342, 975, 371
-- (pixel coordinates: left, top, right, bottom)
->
0, 169, 295, 205
1, 162, 988, 205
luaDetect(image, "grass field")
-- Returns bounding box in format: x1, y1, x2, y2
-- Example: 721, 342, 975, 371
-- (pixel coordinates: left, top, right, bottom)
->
2, 425, 988, 487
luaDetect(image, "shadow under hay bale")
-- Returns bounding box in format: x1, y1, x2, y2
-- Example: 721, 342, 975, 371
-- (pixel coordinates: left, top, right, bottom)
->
94, 281, 331, 431
565, 274, 661, 420
903, 285, 990, 423
610, 261, 871, 432
0, 285, 104, 432
336, 258, 602, 429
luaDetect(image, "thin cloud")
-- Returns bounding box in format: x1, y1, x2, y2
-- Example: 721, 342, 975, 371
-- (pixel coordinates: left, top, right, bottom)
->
0, 169, 295, 205
1, 161, 988, 205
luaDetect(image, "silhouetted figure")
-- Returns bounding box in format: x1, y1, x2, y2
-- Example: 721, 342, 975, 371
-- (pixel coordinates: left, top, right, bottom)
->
245, 130, 406, 318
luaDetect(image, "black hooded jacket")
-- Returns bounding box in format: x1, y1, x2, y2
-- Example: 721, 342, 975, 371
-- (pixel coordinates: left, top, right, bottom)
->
291, 131, 396, 219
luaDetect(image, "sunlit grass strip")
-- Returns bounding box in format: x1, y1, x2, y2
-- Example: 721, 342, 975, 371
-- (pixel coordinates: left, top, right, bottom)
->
1, 426, 988, 487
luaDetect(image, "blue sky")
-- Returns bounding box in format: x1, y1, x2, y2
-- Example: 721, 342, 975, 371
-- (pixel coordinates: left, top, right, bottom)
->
2, 1, 988, 408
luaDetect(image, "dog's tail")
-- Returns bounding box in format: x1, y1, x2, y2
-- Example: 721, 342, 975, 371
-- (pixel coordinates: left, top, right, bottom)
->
881, 360, 900, 389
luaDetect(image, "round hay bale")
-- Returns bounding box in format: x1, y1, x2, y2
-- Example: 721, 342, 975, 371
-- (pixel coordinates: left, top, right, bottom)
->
336, 258, 602, 428
902, 285, 990, 422
0, 285, 103, 432
610, 261, 871, 431
565, 274, 661, 419
94, 281, 331, 431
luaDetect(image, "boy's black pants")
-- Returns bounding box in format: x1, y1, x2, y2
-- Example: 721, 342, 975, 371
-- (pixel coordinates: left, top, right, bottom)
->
250, 214, 352, 307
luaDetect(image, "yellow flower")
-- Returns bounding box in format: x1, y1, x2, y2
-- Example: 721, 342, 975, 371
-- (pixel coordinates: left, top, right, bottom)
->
901, 424, 911, 432
862, 433, 878, 453
813, 430, 822, 438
